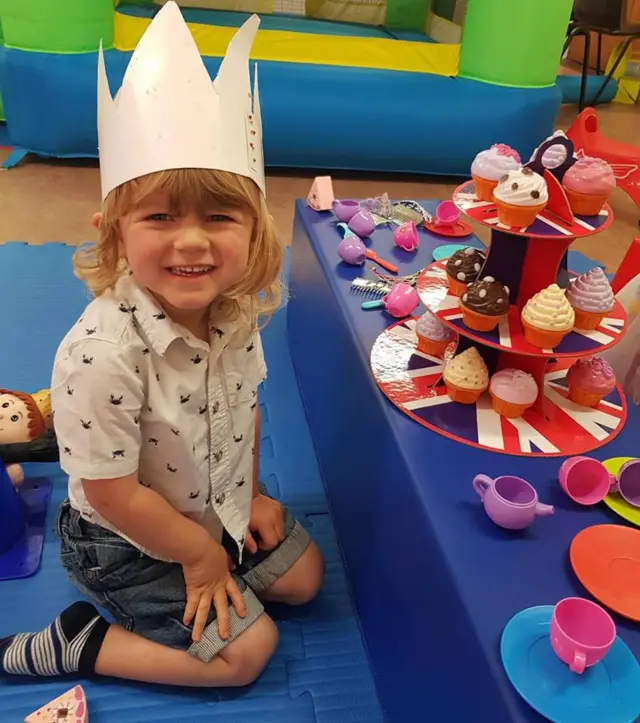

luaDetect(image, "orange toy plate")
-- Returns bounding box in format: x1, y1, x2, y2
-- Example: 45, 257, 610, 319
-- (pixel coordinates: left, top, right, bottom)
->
570, 524, 640, 622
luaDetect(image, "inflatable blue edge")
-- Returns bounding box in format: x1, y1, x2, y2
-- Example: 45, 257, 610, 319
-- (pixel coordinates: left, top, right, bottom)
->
0, 47, 562, 176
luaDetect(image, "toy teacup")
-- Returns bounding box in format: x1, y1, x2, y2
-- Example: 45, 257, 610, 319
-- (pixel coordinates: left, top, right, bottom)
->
332, 199, 360, 223
473, 474, 554, 530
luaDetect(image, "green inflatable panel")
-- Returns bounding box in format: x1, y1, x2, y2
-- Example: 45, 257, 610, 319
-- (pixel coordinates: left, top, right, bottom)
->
0, 0, 114, 53
459, 0, 573, 88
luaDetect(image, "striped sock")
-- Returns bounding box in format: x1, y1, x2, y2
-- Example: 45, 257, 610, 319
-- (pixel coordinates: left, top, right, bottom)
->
0, 601, 110, 677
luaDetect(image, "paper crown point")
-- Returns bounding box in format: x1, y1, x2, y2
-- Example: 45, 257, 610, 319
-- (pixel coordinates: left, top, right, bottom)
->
97, 1, 265, 201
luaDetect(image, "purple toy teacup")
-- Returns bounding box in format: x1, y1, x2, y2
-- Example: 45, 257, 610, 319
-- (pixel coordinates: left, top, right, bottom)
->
332, 199, 361, 223
348, 209, 376, 238
393, 221, 419, 252
337, 235, 367, 265
473, 474, 554, 530
382, 282, 420, 318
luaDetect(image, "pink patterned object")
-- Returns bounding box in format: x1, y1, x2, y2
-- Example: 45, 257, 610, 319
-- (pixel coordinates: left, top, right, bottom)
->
307, 176, 334, 211
566, 357, 616, 397
550, 597, 616, 674
25, 685, 88, 722
492, 143, 522, 162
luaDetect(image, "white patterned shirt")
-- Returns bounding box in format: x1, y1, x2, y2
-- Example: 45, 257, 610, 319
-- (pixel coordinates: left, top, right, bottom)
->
51, 273, 266, 561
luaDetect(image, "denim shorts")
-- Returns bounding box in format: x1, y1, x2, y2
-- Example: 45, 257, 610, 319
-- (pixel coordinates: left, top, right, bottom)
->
56, 497, 310, 662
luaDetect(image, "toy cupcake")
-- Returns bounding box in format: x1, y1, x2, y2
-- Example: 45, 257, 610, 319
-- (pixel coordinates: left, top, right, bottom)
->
471, 144, 522, 201
562, 156, 615, 216
566, 266, 614, 330
443, 347, 489, 404
566, 357, 616, 407
415, 310, 456, 357
489, 368, 539, 418
521, 283, 575, 348
445, 247, 486, 296
493, 168, 548, 227
460, 276, 510, 332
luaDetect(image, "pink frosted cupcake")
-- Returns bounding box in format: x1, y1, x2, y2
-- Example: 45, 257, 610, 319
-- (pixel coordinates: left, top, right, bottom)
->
415, 310, 455, 357
489, 368, 539, 418
566, 267, 614, 330
566, 357, 616, 407
562, 157, 615, 216
471, 144, 522, 202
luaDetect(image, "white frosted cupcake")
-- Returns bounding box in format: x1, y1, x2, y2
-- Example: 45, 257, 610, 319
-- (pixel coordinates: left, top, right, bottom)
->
521, 283, 575, 348
493, 168, 548, 227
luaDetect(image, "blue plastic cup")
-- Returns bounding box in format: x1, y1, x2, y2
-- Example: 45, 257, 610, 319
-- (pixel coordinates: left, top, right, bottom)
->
0, 464, 26, 554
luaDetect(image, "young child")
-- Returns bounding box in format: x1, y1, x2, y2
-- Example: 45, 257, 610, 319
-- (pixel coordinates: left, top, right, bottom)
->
0, 3, 323, 688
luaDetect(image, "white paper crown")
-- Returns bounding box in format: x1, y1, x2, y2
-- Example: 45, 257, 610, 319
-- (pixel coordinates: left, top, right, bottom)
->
97, 1, 265, 201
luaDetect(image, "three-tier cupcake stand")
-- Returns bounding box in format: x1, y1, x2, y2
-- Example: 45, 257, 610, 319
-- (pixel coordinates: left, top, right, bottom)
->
370, 137, 629, 457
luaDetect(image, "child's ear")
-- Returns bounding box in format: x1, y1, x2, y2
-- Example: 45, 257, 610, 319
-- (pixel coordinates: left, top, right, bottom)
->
91, 212, 102, 230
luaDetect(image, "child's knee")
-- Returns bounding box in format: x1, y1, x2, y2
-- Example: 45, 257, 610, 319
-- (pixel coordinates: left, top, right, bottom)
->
287, 542, 325, 606
218, 613, 279, 686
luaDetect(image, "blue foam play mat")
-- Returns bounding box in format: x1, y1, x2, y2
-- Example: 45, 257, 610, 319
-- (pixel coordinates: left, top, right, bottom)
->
0, 243, 383, 723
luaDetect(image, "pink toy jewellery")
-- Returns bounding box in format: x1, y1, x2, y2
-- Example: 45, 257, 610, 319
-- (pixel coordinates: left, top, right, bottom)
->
559, 456, 640, 507
550, 597, 615, 674
473, 474, 554, 530
392, 221, 420, 252
332, 198, 360, 222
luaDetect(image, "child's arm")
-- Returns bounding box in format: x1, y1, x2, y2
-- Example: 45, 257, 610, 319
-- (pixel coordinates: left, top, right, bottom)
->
82, 473, 212, 565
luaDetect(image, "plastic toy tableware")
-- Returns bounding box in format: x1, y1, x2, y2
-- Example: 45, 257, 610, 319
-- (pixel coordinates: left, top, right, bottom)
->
375, 282, 420, 317
332, 198, 360, 222
432, 243, 468, 261
570, 524, 640, 622
348, 209, 376, 238
337, 234, 367, 265
550, 597, 616, 674
434, 200, 460, 227
602, 457, 640, 527
392, 221, 419, 252
501, 605, 640, 723
473, 474, 554, 530
560, 456, 640, 507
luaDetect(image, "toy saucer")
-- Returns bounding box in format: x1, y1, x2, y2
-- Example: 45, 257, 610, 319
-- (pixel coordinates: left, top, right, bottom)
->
424, 219, 473, 238
501, 605, 640, 723
602, 457, 640, 527
431, 243, 467, 261
570, 524, 640, 622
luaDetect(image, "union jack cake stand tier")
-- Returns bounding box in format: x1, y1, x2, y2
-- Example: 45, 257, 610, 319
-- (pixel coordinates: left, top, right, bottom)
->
370, 317, 627, 457
370, 169, 629, 457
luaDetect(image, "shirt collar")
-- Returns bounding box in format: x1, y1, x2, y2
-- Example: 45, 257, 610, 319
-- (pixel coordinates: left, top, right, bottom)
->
113, 273, 253, 357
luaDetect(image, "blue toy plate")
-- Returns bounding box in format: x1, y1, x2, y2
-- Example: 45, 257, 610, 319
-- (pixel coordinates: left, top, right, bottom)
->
501, 606, 640, 723
431, 243, 467, 261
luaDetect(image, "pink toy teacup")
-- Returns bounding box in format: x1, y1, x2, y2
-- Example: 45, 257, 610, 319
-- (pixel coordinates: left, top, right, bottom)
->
434, 201, 460, 227
550, 597, 616, 674
393, 221, 419, 252
337, 235, 366, 265
559, 456, 640, 507
473, 474, 554, 530
348, 209, 376, 238
382, 282, 420, 318
332, 199, 360, 223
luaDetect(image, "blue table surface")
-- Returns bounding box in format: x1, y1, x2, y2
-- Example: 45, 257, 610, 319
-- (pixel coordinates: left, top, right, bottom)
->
295, 199, 640, 717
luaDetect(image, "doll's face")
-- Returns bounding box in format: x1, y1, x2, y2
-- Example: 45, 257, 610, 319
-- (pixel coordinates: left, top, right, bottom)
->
0, 393, 32, 443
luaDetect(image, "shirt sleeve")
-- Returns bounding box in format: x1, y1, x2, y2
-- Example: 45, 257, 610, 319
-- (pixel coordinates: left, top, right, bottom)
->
254, 330, 267, 383
51, 338, 145, 480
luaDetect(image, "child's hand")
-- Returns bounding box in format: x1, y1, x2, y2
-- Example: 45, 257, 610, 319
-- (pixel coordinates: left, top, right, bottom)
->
245, 494, 285, 553
182, 538, 246, 642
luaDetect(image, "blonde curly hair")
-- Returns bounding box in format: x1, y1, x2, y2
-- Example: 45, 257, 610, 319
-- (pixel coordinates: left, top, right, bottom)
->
73, 168, 285, 327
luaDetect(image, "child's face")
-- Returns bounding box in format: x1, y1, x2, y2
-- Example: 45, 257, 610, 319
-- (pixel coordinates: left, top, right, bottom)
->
111, 190, 253, 324
0, 392, 32, 444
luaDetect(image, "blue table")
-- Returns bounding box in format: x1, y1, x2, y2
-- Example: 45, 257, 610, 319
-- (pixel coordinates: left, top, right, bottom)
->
286, 199, 640, 723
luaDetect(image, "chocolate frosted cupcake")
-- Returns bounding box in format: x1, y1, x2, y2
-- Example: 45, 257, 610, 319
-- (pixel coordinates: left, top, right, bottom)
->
460, 276, 510, 332
445, 247, 486, 297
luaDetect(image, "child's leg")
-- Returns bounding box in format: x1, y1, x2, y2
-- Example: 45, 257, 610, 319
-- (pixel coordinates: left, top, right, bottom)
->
0, 602, 278, 687
238, 506, 325, 606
